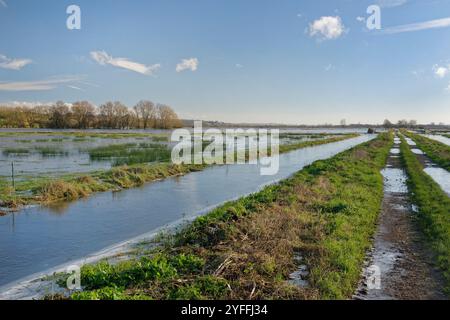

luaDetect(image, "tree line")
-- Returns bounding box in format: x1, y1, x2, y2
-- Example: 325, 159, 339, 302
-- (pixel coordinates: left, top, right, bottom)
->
0, 100, 183, 129
383, 119, 418, 129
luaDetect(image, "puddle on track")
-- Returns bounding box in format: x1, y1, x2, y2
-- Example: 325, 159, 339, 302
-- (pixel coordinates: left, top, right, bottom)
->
411, 148, 425, 155
356, 136, 447, 300
380, 168, 408, 193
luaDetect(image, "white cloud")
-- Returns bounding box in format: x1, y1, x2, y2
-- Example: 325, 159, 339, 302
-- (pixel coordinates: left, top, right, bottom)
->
383, 17, 450, 34
433, 64, 450, 78
0, 0, 7, 8
90, 51, 160, 76
235, 63, 243, 69
0, 54, 32, 70
1, 101, 55, 108
0, 76, 83, 91
309, 16, 345, 40
434, 65, 449, 78
376, 0, 407, 8
176, 58, 199, 72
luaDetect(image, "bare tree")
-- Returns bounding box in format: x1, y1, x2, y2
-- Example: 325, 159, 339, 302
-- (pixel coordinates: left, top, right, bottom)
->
408, 120, 417, 128
383, 119, 392, 129
133, 100, 155, 129
156, 104, 182, 129
99, 101, 115, 128
397, 119, 408, 127
72, 101, 96, 129
49, 101, 71, 128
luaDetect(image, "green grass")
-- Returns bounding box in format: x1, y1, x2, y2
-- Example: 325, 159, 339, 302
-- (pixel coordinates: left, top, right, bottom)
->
87, 142, 171, 166
34, 146, 69, 157
64, 133, 392, 300
2, 148, 30, 155
399, 136, 450, 294
278, 133, 358, 153
403, 131, 450, 171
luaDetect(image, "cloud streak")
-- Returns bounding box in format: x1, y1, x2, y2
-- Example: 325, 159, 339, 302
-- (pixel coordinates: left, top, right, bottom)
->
376, 0, 408, 8
90, 51, 160, 75
383, 17, 450, 34
0, 54, 32, 70
176, 58, 199, 72
0, 76, 83, 91
0, 0, 7, 8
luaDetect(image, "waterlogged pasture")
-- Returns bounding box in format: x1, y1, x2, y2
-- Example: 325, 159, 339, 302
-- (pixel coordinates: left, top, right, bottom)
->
0, 129, 343, 178
0, 132, 170, 177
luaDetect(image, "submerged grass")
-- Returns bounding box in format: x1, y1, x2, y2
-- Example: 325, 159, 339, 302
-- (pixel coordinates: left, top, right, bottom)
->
87, 142, 171, 166
2, 148, 30, 155
34, 146, 69, 157
400, 136, 450, 294
64, 133, 392, 300
404, 131, 450, 171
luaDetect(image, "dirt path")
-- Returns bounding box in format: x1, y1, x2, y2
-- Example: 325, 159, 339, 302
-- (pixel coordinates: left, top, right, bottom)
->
354, 136, 446, 300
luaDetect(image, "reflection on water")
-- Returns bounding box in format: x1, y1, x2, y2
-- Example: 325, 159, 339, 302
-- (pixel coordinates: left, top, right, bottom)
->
0, 135, 374, 288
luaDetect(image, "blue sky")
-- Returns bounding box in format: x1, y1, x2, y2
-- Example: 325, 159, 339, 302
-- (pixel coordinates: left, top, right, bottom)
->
0, 0, 450, 124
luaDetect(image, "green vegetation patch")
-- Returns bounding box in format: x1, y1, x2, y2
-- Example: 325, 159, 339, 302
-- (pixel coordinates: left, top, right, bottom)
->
2, 148, 30, 156
87, 142, 171, 166
400, 136, 450, 294
404, 131, 450, 171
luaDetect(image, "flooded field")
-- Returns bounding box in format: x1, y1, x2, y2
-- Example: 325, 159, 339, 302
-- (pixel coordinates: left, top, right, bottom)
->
0, 129, 346, 178
422, 134, 450, 146
0, 134, 374, 289
0, 133, 169, 177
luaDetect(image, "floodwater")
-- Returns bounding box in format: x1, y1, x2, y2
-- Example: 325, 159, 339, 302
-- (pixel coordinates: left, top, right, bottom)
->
422, 134, 450, 146
424, 167, 450, 196
0, 130, 338, 177
0, 134, 375, 289
0, 134, 160, 177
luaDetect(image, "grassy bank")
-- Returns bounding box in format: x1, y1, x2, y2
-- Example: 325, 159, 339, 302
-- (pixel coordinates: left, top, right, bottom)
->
403, 131, 450, 170
62, 133, 392, 300
0, 134, 359, 209
399, 136, 450, 294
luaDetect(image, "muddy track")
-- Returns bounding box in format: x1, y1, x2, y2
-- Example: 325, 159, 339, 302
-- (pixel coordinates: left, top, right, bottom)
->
355, 136, 446, 300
